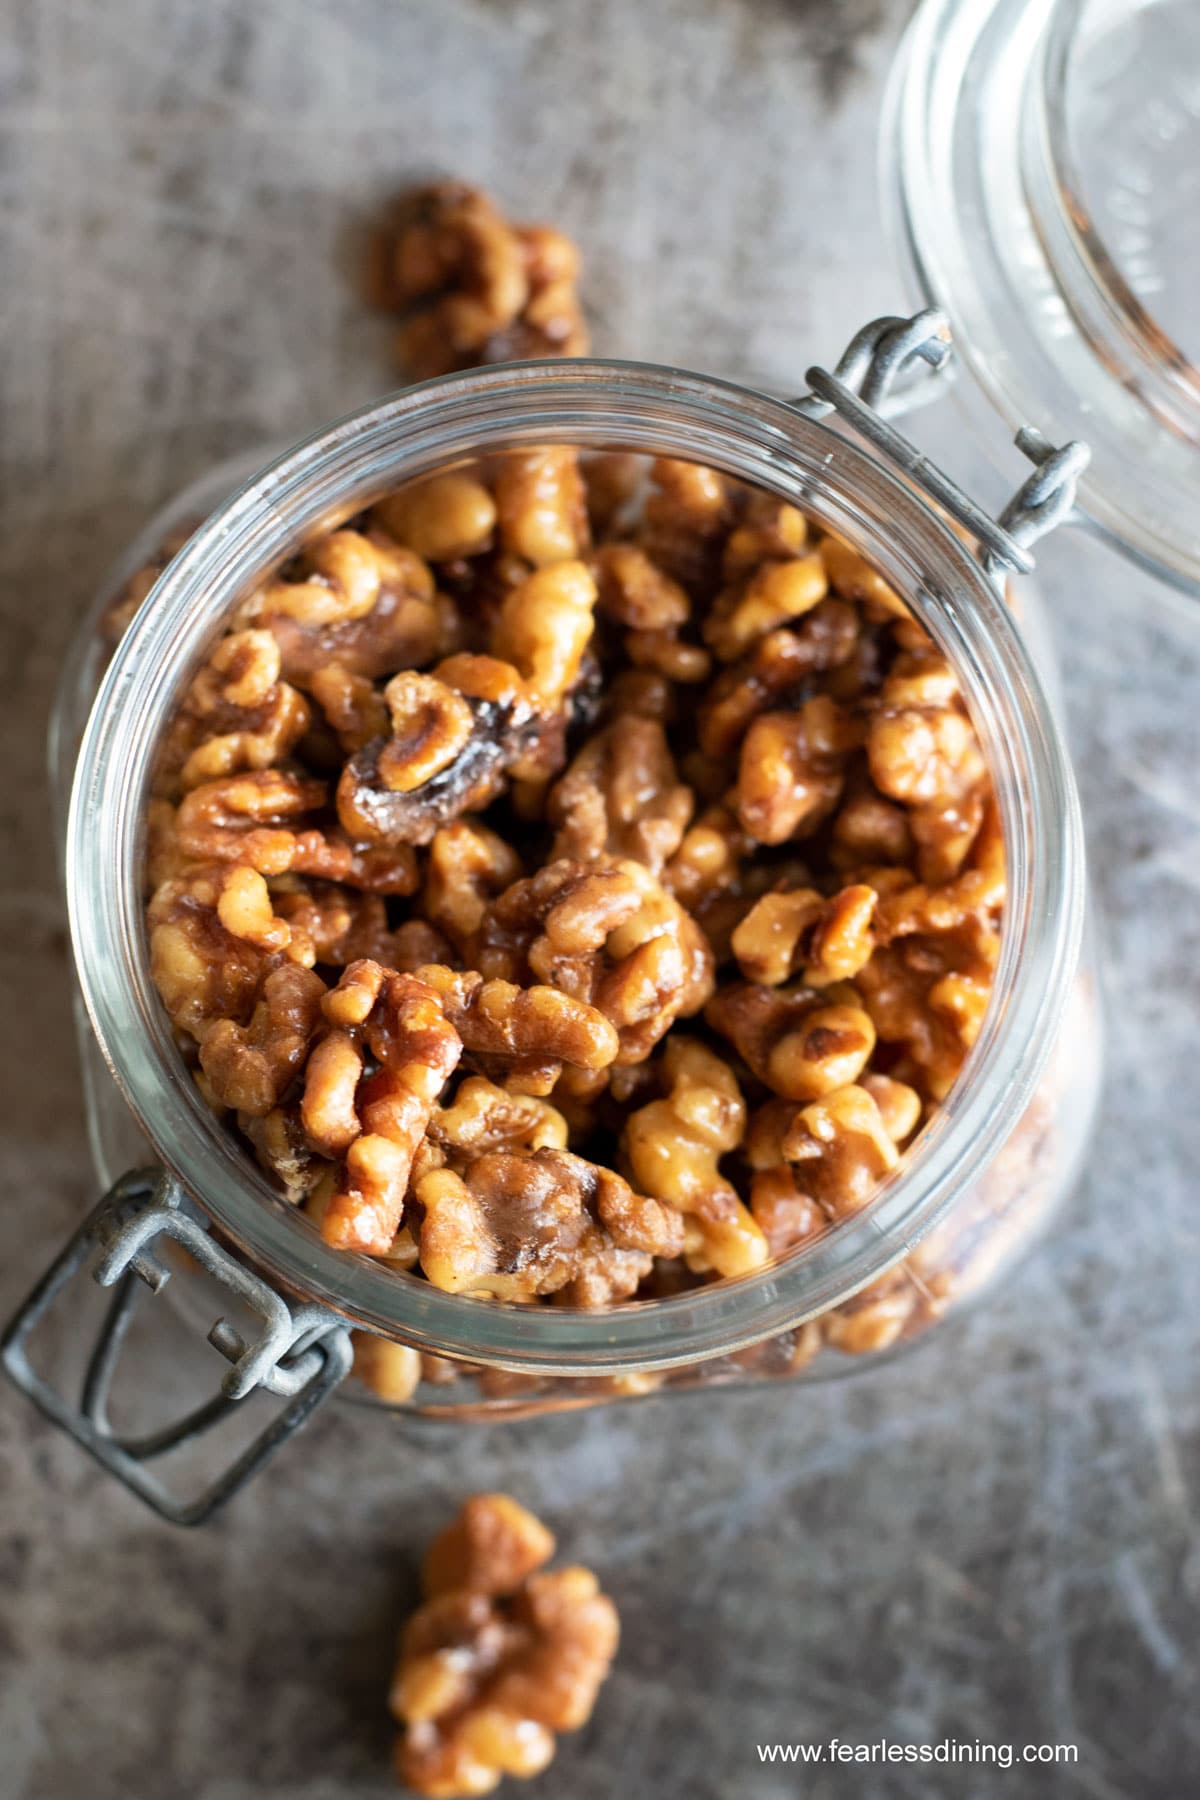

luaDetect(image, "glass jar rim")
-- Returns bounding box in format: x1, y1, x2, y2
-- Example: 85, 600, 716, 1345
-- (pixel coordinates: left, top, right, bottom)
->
66, 357, 1085, 1375
885, 0, 1200, 597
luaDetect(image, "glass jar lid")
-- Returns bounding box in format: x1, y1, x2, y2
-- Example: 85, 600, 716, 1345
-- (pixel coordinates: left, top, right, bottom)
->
887, 0, 1200, 595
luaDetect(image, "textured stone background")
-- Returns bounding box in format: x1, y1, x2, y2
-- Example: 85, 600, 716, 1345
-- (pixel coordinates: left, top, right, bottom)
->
2, 2, 1199, 1796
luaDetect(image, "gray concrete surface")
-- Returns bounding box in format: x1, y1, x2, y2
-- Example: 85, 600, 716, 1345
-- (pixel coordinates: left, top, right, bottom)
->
2, 2, 1199, 1796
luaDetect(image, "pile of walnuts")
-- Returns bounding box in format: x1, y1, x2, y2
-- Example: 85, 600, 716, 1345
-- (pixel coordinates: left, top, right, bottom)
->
137, 434, 1003, 1352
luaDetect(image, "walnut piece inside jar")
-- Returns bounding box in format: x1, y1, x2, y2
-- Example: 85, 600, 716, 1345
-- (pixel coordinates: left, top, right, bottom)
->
138, 385, 1004, 1374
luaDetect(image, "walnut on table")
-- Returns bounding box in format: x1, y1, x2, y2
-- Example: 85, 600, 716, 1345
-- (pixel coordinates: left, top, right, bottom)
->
391, 1494, 618, 1799
375, 183, 590, 381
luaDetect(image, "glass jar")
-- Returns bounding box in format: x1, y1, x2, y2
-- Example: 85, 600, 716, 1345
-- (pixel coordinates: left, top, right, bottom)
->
7, 345, 1100, 1520
885, 0, 1200, 601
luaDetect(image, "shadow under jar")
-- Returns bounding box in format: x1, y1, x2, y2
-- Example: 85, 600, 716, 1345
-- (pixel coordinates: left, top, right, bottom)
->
22, 353, 1100, 1516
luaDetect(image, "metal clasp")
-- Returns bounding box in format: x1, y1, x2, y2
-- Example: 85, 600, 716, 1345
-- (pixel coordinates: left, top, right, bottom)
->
793, 308, 1091, 581
1, 1168, 353, 1526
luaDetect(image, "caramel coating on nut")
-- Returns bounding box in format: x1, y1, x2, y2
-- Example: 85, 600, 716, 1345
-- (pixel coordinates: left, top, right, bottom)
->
737, 694, 861, 846
479, 858, 714, 1065
377, 672, 476, 794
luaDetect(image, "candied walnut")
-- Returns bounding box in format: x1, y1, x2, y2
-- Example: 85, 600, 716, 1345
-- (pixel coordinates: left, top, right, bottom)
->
548, 717, 693, 873
731, 883, 877, 987
271, 877, 404, 968
663, 804, 749, 912
746, 1083, 900, 1222
737, 694, 861, 845
506, 223, 590, 361
381, 185, 589, 378
255, 529, 392, 627
831, 766, 914, 872
478, 858, 714, 1064
494, 448, 589, 568
315, 965, 463, 1254
352, 1333, 423, 1405
625, 628, 710, 685
425, 821, 523, 950
154, 629, 311, 797
432, 1077, 568, 1165
861, 1072, 923, 1144
697, 605, 859, 759
591, 542, 689, 631
707, 981, 876, 1101
199, 961, 326, 1116
721, 492, 809, 580
639, 458, 731, 595
704, 550, 829, 663
417, 1147, 683, 1303
375, 672, 476, 793
623, 1039, 767, 1278
147, 863, 313, 1047
392, 1494, 616, 1800
251, 531, 453, 685
337, 655, 541, 848
855, 911, 999, 1102
375, 473, 497, 563
414, 964, 619, 1093
490, 561, 597, 706
177, 769, 418, 892
820, 532, 909, 620
866, 645, 988, 883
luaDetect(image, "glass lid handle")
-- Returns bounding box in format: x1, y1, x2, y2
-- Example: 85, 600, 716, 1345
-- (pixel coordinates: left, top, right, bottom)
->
793, 308, 1092, 582
0, 1167, 354, 1527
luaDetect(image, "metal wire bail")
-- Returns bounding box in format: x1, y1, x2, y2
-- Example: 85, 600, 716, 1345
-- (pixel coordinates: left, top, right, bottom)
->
793, 308, 1092, 583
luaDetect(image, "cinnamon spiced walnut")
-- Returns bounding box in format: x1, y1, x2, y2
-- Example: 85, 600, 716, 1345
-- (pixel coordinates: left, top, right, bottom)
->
392, 1494, 617, 1798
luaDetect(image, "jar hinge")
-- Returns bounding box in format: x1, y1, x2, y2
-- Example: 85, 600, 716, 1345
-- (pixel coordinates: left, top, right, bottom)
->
0, 1167, 354, 1526
793, 309, 1092, 581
